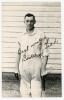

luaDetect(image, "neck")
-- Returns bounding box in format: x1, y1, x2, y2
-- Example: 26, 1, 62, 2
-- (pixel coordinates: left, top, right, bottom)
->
26, 27, 34, 33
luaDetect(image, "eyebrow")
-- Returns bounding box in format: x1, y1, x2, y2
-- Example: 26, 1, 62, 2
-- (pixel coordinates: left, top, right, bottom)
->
26, 20, 34, 21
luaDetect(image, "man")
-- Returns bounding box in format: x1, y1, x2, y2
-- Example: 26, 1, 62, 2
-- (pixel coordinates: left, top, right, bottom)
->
16, 13, 48, 97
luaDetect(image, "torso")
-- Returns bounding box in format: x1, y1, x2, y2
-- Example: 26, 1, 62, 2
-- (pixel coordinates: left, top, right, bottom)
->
19, 29, 44, 80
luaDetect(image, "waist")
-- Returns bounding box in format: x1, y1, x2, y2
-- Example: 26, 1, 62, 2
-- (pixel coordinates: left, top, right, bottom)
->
22, 53, 41, 62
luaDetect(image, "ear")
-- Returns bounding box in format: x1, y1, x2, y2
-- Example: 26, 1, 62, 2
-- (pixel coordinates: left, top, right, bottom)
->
24, 19, 25, 23
24, 17, 26, 23
34, 20, 36, 24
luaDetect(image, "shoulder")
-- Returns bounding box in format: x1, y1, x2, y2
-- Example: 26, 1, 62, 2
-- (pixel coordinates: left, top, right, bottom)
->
34, 29, 44, 36
17, 32, 24, 42
37, 30, 45, 38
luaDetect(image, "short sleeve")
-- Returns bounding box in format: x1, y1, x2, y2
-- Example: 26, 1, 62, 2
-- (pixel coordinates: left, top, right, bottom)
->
41, 33, 49, 57
17, 34, 21, 54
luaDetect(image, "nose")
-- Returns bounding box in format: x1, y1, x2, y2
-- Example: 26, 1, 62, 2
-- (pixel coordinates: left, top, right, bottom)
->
28, 21, 31, 25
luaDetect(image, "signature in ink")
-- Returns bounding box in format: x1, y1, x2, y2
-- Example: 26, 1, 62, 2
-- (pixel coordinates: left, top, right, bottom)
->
22, 53, 41, 61
20, 37, 58, 53
18, 36, 58, 61
22, 39, 58, 61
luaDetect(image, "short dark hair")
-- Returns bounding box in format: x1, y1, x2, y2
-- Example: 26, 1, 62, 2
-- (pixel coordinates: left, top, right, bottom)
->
24, 13, 36, 22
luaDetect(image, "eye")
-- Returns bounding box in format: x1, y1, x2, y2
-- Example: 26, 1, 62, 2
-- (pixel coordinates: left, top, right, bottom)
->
31, 20, 33, 22
26, 20, 29, 22
26, 20, 34, 23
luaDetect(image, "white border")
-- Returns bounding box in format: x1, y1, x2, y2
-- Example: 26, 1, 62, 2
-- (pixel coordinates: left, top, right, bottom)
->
61, 0, 64, 99
0, 1, 2, 98
0, 0, 63, 100
1, 0, 61, 2
0, 0, 61, 3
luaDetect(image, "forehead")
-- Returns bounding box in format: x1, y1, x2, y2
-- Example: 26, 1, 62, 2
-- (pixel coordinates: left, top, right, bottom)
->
25, 16, 34, 20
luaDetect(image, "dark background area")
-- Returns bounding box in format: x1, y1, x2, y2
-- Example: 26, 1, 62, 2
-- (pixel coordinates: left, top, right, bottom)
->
2, 72, 62, 97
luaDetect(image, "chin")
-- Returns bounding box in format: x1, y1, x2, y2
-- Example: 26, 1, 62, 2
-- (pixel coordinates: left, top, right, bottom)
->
27, 28, 32, 31
29, 27, 34, 30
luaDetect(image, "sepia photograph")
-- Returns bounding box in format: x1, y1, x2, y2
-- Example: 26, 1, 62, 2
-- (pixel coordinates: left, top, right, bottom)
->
2, 1, 61, 97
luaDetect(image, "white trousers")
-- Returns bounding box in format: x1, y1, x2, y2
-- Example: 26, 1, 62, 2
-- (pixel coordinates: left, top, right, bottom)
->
20, 79, 42, 97
19, 58, 44, 97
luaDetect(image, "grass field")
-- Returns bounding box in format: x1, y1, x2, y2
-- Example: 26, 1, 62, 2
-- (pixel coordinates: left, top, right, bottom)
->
2, 73, 62, 97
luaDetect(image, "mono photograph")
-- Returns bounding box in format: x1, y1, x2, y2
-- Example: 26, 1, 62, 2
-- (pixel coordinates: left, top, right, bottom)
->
2, 1, 61, 97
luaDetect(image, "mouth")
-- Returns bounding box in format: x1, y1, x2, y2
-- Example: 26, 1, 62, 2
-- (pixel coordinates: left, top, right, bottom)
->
27, 26, 32, 28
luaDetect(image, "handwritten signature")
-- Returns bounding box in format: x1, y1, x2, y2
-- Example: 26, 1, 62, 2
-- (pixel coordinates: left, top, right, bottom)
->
18, 36, 58, 61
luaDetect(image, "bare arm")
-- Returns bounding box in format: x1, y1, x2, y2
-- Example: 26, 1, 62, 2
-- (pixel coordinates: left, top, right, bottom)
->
15, 41, 21, 75
16, 51, 21, 74
41, 35, 49, 76
41, 56, 48, 76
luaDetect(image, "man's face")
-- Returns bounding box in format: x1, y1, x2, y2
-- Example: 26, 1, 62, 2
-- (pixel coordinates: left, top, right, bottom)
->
24, 16, 35, 31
